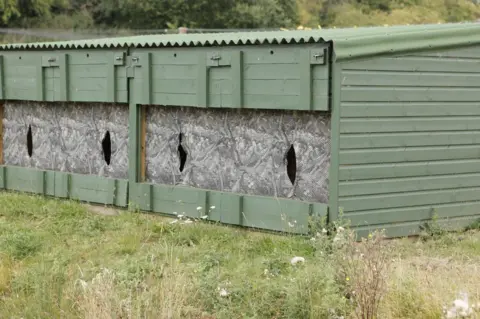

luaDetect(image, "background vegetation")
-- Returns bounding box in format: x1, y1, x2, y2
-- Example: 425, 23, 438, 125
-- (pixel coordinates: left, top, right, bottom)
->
0, 0, 479, 32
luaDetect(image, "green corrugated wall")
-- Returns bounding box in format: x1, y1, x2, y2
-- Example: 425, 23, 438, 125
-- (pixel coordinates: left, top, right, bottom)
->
338, 46, 480, 237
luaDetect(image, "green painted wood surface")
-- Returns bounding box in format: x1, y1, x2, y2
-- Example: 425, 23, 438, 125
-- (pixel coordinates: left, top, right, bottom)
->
130, 181, 328, 234
128, 76, 140, 201
340, 173, 480, 197
340, 145, 480, 165
4, 166, 44, 194
341, 102, 480, 118
354, 215, 479, 239
0, 166, 129, 206
0, 43, 334, 234
328, 56, 341, 222
0, 44, 329, 111
346, 201, 480, 227
338, 45, 480, 235
340, 159, 480, 181
0, 50, 128, 103
130, 44, 329, 111
340, 131, 480, 149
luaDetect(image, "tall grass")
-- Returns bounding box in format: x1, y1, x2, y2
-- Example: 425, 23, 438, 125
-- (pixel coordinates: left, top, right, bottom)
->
0, 192, 478, 318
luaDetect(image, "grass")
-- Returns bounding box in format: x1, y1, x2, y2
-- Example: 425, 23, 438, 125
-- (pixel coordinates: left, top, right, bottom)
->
0, 193, 478, 318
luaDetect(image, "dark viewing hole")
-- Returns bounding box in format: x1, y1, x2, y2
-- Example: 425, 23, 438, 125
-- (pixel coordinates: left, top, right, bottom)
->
174, 53, 177, 57
270, 50, 274, 55
102, 131, 112, 165
285, 144, 297, 185
26, 125, 33, 158
178, 133, 187, 172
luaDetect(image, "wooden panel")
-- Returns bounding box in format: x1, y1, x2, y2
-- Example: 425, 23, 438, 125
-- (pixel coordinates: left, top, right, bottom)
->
340, 173, 480, 197
150, 184, 207, 219
69, 64, 108, 78
339, 159, 480, 181
340, 117, 480, 133
5, 166, 44, 194
340, 144, 480, 165
0, 102, 3, 165
54, 171, 70, 198
338, 48, 480, 236
151, 65, 197, 79
353, 215, 479, 239
207, 191, 243, 225
341, 87, 480, 102
140, 105, 146, 182
339, 186, 480, 212
340, 131, 480, 149
114, 179, 129, 207
69, 174, 116, 205
58, 54, 69, 101
342, 56, 480, 73
152, 79, 196, 94
0, 166, 5, 188
346, 201, 480, 227
243, 94, 300, 109
0, 56, 4, 99
411, 46, 480, 59
242, 196, 311, 233
342, 70, 480, 87
69, 90, 115, 102
68, 51, 109, 65
69, 77, 107, 92
197, 54, 208, 107
150, 50, 198, 65
137, 44, 330, 111
341, 102, 480, 118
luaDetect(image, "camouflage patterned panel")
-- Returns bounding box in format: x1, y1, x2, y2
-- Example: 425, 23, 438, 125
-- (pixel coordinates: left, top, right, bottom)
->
145, 106, 331, 203
3, 101, 129, 179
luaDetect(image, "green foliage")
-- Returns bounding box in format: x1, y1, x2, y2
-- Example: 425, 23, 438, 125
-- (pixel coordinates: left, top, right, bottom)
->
1, 0, 479, 32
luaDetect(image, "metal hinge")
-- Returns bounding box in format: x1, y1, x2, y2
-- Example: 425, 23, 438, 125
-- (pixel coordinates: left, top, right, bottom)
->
126, 55, 141, 78
310, 49, 327, 65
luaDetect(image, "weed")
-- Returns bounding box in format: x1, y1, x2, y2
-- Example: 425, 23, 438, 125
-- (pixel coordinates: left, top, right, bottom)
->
0, 230, 42, 259
420, 212, 448, 240
334, 229, 393, 319
0, 193, 477, 318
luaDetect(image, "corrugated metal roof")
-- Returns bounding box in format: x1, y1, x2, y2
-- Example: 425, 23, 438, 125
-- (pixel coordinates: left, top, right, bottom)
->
2, 22, 480, 60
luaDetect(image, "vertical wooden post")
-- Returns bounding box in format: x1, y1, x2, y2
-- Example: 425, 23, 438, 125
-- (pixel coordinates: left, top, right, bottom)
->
328, 57, 341, 223
128, 76, 140, 201
0, 101, 4, 165
140, 105, 147, 182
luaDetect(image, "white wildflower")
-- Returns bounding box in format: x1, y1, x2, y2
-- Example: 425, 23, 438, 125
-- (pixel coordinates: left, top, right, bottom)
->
219, 288, 229, 297
210, 206, 216, 209
290, 256, 305, 265
183, 219, 193, 224
288, 222, 295, 228
322, 228, 328, 234
444, 291, 474, 319
310, 237, 316, 242
169, 220, 178, 224
196, 206, 202, 210
201, 215, 208, 220
177, 214, 185, 219
337, 226, 345, 232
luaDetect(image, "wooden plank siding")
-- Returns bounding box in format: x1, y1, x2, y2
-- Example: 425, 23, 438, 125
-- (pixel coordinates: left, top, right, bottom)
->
131, 45, 329, 111
1, 50, 128, 103
338, 47, 480, 235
